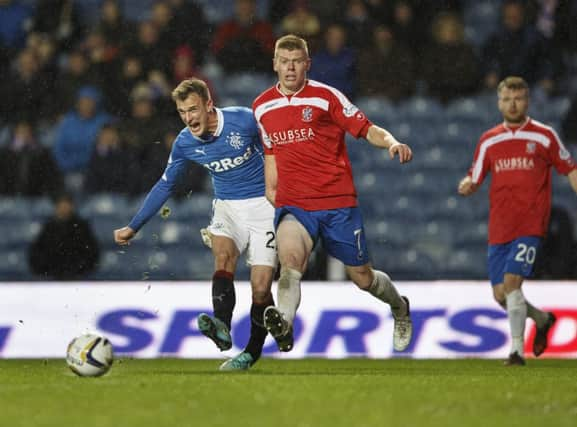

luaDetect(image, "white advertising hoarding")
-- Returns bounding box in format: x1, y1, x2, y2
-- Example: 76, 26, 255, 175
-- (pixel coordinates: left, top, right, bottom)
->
0, 281, 576, 359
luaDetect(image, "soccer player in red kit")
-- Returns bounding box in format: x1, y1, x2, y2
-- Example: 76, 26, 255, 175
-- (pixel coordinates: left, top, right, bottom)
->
459, 76, 577, 366
252, 34, 413, 353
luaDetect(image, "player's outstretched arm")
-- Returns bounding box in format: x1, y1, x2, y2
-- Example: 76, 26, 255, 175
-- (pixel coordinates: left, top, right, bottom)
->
365, 125, 412, 163
458, 175, 478, 196
568, 169, 577, 194
114, 226, 136, 245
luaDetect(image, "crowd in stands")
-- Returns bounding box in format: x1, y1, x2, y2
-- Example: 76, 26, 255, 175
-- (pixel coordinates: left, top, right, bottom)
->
1, 0, 577, 280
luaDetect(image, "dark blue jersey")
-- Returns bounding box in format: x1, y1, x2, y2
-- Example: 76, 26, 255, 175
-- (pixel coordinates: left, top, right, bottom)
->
128, 107, 264, 232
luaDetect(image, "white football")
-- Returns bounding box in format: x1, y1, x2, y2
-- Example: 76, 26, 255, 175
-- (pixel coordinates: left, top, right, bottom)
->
66, 333, 114, 377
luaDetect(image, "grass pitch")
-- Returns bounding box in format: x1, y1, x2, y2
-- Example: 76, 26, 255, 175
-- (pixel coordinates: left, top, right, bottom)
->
1, 358, 576, 427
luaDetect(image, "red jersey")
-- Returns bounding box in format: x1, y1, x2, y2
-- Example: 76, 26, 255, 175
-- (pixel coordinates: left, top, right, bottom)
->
253, 79, 370, 210
468, 118, 576, 244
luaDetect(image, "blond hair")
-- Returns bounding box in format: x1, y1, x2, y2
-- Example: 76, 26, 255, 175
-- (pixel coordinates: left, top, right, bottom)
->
274, 34, 309, 58
171, 78, 211, 102
497, 76, 529, 94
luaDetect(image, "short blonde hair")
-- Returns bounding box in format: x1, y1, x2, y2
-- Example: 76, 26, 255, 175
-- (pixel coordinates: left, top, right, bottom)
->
497, 76, 529, 94
171, 78, 211, 102
274, 34, 309, 58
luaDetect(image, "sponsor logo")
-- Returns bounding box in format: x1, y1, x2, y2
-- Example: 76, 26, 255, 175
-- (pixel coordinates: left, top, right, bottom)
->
96, 307, 577, 356
269, 128, 315, 145
494, 157, 535, 172
226, 132, 244, 150
195, 148, 206, 155
302, 106, 313, 122
203, 145, 254, 172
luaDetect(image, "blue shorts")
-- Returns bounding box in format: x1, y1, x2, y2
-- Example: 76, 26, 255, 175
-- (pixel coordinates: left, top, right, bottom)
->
274, 206, 369, 266
487, 236, 542, 286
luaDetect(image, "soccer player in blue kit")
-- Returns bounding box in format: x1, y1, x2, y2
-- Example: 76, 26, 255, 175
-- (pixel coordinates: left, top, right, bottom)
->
114, 78, 277, 371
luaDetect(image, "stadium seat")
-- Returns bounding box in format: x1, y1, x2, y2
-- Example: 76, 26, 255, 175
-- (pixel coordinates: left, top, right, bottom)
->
0, 249, 32, 281
355, 96, 398, 124
398, 96, 445, 121
383, 248, 439, 280
438, 245, 488, 279
221, 73, 275, 99
0, 220, 42, 250
80, 194, 130, 219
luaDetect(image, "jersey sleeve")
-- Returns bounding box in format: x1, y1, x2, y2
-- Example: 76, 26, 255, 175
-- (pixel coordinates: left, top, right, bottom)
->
548, 128, 577, 175
327, 88, 370, 138
128, 140, 188, 232
468, 136, 490, 185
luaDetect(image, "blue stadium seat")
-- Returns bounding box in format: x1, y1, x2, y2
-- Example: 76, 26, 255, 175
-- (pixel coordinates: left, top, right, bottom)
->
382, 248, 439, 280
364, 218, 411, 249
0, 220, 42, 250
221, 73, 275, 100
445, 97, 492, 122
398, 96, 445, 121
0, 249, 32, 280
80, 194, 130, 219
0, 197, 35, 220
355, 96, 398, 124
438, 245, 488, 279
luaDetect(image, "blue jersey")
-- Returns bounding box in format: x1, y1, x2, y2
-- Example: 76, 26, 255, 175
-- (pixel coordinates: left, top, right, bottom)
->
129, 107, 264, 232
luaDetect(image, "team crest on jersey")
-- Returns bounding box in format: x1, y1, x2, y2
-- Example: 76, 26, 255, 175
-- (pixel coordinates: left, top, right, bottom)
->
342, 104, 359, 117
302, 106, 313, 122
560, 146, 571, 160
526, 142, 536, 154
226, 132, 244, 149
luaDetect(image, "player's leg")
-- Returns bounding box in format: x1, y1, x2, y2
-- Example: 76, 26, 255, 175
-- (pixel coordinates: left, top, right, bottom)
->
492, 283, 553, 356
322, 207, 412, 351
220, 265, 275, 371
221, 198, 279, 369
197, 235, 239, 351
263, 210, 314, 351
497, 236, 548, 364
210, 235, 240, 329
346, 264, 412, 351
198, 200, 245, 352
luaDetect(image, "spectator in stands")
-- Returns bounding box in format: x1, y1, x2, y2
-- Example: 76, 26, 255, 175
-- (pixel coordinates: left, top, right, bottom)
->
419, 12, 479, 103
103, 54, 145, 117
343, 0, 375, 49
85, 124, 140, 195
52, 86, 112, 178
127, 20, 171, 77
139, 127, 207, 198
0, 121, 63, 197
212, 0, 275, 73
0, 48, 53, 125
482, 0, 555, 92
30, 0, 84, 51
0, 0, 32, 55
82, 28, 121, 79
357, 24, 415, 101
29, 192, 100, 280
562, 94, 577, 145
54, 49, 101, 116
117, 84, 166, 153
150, 1, 175, 52
534, 205, 577, 279
389, 0, 426, 56
95, 0, 134, 52
280, 1, 321, 45
165, 0, 210, 65
309, 23, 356, 99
